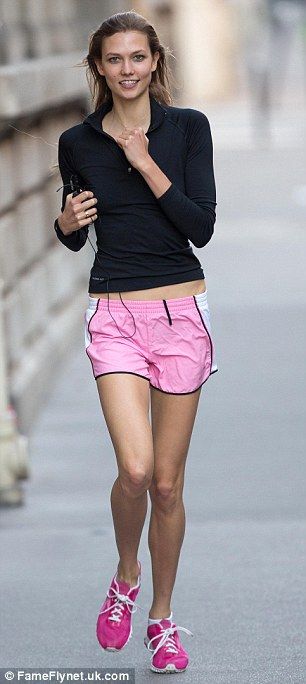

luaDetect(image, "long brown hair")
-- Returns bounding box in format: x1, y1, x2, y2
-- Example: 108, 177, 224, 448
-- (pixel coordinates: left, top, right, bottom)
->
79, 10, 179, 110
51, 11, 178, 174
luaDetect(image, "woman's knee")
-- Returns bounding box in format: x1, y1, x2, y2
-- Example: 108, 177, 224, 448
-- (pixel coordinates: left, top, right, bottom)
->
119, 459, 153, 498
149, 478, 184, 511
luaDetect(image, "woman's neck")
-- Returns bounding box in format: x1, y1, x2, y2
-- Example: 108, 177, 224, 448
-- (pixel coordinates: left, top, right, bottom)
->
110, 92, 151, 129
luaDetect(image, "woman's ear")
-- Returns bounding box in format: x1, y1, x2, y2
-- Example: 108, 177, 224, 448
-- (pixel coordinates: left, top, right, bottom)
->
152, 51, 160, 73
94, 59, 104, 77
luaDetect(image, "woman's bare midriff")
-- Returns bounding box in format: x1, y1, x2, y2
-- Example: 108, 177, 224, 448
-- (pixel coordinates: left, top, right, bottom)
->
89, 279, 206, 300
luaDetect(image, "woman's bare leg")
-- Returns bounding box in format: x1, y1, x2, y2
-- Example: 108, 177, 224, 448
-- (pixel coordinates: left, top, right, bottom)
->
148, 387, 202, 618
110, 478, 147, 585
96, 373, 154, 586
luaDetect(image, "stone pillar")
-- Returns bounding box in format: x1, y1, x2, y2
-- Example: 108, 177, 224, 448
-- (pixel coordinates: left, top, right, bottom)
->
170, 0, 239, 105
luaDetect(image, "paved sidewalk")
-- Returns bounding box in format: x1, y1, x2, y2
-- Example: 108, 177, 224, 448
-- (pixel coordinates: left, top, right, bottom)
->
1, 100, 305, 683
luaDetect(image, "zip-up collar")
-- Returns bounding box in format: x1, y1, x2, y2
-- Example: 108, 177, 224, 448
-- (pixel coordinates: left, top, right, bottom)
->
82, 92, 168, 137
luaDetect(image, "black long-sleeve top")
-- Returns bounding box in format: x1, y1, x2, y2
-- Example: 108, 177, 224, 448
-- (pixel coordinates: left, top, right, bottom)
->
54, 93, 217, 293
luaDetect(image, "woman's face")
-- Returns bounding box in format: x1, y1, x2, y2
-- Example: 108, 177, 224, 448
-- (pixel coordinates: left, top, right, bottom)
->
95, 30, 159, 100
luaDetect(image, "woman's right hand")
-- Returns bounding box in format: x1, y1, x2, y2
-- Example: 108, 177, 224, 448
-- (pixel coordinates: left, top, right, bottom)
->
57, 190, 98, 235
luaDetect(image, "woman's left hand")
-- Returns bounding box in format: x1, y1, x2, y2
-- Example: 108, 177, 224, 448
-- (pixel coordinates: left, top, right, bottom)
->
115, 127, 150, 171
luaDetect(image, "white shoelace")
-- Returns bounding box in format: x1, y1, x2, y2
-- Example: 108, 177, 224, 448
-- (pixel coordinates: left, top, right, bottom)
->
147, 624, 194, 656
99, 586, 143, 624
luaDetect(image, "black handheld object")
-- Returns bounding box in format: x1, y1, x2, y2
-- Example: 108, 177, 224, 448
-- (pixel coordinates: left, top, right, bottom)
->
70, 174, 83, 197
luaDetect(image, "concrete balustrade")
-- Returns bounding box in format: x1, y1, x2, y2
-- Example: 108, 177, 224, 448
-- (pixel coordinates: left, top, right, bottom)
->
0, 52, 88, 119
0, 138, 16, 211
0, 212, 20, 287
46, 245, 90, 308
0, 94, 91, 504
3, 287, 24, 370
19, 262, 49, 343
17, 194, 47, 267
0, 0, 27, 65
14, 124, 45, 194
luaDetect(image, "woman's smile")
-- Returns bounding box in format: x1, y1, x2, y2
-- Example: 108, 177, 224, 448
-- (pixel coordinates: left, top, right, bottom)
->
119, 79, 139, 89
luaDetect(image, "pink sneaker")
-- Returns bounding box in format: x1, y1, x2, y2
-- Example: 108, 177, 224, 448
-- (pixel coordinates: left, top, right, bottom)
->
144, 613, 194, 673
96, 560, 142, 651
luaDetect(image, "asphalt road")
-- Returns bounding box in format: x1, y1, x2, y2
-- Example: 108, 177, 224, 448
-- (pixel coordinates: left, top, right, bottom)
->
1, 102, 305, 683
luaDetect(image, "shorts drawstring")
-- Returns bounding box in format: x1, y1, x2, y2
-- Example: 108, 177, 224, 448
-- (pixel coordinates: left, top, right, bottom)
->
162, 300, 172, 325
106, 275, 137, 340
86, 235, 138, 339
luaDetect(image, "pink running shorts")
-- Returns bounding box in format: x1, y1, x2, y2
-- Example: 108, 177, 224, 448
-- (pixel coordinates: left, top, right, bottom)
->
84, 289, 218, 395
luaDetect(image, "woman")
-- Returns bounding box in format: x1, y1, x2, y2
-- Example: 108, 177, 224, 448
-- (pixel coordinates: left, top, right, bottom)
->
54, 10, 218, 675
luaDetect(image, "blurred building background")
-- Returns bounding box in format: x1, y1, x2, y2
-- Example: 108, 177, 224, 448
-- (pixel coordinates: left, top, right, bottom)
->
0, 0, 305, 504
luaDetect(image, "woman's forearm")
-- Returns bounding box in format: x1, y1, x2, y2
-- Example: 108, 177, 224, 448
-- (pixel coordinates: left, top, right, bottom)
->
137, 156, 172, 200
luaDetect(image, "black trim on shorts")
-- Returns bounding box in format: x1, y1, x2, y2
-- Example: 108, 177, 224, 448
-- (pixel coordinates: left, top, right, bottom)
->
95, 371, 150, 382
93, 369, 218, 393
149, 368, 218, 395
192, 294, 213, 376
